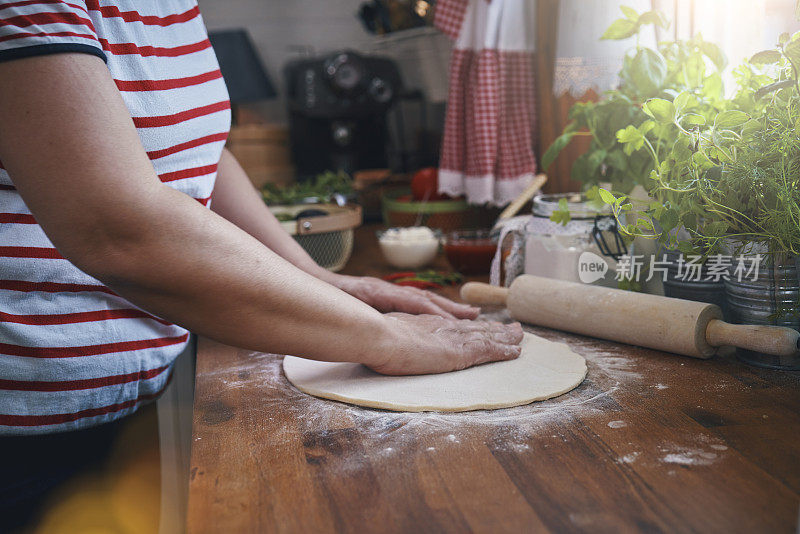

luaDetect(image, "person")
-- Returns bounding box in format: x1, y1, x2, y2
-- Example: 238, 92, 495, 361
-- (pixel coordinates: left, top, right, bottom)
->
0, 0, 523, 529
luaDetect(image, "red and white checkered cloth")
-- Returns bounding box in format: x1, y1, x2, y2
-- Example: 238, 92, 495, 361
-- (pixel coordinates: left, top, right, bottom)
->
435, 0, 537, 206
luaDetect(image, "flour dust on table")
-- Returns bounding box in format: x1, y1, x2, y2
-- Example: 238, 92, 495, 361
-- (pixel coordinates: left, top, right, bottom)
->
282, 333, 588, 412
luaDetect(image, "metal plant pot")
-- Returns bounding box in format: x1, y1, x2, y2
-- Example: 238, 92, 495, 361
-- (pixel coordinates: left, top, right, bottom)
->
724, 251, 800, 370
660, 249, 728, 319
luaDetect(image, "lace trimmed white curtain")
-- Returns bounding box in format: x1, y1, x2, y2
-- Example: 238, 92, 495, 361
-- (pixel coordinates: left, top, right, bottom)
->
554, 0, 657, 97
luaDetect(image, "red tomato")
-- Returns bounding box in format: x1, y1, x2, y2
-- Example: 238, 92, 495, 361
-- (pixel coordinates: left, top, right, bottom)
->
411, 168, 448, 201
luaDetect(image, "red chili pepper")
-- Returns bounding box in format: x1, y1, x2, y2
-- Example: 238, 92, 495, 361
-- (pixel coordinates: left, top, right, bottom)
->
395, 280, 442, 289
382, 271, 418, 281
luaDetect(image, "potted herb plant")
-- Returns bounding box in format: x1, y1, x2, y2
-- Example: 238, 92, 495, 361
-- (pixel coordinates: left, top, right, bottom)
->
604, 33, 800, 368
541, 6, 729, 296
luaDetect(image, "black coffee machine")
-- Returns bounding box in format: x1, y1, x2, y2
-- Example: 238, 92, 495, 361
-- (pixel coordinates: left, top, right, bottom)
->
284, 50, 402, 179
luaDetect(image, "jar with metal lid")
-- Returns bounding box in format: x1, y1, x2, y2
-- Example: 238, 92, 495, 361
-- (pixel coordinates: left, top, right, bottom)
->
493, 193, 627, 287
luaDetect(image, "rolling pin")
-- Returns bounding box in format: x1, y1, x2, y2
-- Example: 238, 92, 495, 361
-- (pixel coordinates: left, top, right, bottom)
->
461, 275, 800, 359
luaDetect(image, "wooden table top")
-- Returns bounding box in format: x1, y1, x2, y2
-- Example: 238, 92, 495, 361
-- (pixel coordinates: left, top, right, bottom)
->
187, 224, 800, 534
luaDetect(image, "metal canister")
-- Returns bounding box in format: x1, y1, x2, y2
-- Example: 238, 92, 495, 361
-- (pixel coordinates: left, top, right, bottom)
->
660, 249, 728, 319
724, 250, 800, 370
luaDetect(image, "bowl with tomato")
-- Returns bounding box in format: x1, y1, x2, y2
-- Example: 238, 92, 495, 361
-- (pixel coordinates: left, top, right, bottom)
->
381, 168, 470, 232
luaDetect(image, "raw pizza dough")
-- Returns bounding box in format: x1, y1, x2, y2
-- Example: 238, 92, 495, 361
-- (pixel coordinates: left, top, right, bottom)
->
282, 332, 587, 412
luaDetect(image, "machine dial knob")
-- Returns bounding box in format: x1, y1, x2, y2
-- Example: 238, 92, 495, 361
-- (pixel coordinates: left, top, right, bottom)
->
368, 77, 393, 103
332, 122, 353, 147
324, 52, 366, 96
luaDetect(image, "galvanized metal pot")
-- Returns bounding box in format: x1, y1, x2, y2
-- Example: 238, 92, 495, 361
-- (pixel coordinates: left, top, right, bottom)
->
724, 249, 800, 370
660, 249, 728, 319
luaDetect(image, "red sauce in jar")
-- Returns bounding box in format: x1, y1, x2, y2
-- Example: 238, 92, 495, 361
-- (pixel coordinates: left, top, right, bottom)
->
444, 232, 497, 275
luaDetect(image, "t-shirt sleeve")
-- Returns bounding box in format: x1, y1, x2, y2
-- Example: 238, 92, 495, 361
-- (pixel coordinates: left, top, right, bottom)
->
0, 1, 105, 64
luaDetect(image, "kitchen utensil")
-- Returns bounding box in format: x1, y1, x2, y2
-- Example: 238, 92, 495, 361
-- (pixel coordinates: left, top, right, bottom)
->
461, 275, 800, 359
495, 174, 548, 222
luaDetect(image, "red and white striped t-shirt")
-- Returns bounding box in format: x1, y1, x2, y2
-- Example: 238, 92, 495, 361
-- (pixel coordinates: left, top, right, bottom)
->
0, 0, 230, 434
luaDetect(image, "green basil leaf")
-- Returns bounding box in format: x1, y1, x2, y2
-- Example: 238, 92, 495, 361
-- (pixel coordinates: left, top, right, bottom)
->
628, 48, 667, 96
542, 131, 576, 170
586, 149, 608, 177
785, 38, 800, 66
638, 11, 669, 29
601, 18, 638, 40
741, 119, 762, 137
620, 5, 639, 21
642, 98, 675, 123
714, 110, 749, 129
699, 41, 727, 71
606, 149, 629, 173
682, 53, 705, 88
673, 91, 691, 113
681, 113, 706, 126
702, 72, 724, 101
598, 188, 617, 205
570, 152, 592, 183
658, 208, 679, 232
749, 50, 781, 65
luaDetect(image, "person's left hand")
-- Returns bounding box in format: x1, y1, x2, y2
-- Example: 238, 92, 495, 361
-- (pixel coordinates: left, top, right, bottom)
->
332, 275, 479, 319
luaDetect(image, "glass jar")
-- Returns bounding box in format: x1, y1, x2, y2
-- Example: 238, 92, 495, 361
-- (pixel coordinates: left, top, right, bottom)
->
496, 193, 626, 287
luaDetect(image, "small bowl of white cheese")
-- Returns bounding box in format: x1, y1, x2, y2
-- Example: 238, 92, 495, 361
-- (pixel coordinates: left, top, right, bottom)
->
377, 226, 441, 269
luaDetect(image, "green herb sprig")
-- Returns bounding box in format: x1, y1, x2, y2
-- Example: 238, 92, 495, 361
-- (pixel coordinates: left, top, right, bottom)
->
261, 170, 354, 206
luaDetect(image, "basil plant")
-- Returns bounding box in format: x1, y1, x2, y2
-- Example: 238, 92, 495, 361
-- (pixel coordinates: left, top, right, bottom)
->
542, 6, 727, 220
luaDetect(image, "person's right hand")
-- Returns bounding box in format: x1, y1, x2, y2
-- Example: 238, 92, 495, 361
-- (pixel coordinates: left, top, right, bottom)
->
368, 313, 524, 375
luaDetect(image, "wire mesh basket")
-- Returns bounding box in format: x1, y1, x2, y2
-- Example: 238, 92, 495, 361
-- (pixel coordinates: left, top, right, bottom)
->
270, 204, 362, 272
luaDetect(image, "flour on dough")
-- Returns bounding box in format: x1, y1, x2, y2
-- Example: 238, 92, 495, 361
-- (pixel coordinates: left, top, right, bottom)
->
282, 332, 587, 412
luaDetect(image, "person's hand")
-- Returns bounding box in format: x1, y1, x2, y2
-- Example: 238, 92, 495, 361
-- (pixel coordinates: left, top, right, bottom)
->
368, 313, 524, 375
332, 275, 479, 319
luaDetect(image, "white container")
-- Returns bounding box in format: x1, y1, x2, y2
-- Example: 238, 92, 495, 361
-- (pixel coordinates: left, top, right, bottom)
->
378, 226, 440, 269
524, 194, 622, 287
495, 193, 627, 287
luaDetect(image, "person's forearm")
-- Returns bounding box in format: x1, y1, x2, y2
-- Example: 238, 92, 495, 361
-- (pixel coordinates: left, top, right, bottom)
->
86, 184, 389, 364
210, 149, 340, 284
209, 148, 482, 320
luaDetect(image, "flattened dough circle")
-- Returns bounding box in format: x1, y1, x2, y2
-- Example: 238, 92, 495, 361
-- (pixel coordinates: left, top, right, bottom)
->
282, 332, 587, 412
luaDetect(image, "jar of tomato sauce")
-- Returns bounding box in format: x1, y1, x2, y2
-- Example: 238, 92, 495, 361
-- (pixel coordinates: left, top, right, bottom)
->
443, 229, 498, 275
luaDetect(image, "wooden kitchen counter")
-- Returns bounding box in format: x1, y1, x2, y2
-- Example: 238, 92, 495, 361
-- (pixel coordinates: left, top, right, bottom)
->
187, 224, 800, 534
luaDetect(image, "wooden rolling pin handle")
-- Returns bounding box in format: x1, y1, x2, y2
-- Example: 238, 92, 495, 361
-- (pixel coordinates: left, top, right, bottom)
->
460, 282, 509, 307
705, 319, 800, 357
